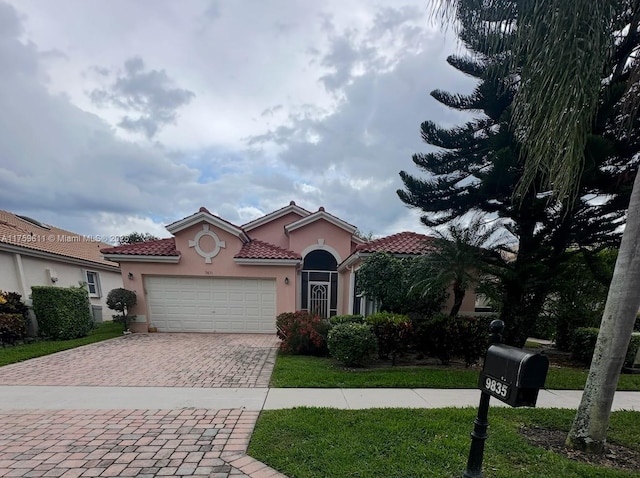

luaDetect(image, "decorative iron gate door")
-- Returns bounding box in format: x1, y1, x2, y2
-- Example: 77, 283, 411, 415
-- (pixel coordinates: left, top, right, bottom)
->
308, 281, 330, 318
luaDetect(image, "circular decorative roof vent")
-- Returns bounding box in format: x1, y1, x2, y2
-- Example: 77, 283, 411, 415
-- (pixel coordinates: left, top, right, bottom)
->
188, 224, 226, 263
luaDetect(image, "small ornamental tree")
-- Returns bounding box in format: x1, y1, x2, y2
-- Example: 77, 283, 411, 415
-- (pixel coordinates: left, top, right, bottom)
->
106, 288, 137, 332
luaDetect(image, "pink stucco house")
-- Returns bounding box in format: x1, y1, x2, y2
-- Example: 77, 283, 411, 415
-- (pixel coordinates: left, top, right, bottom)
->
101, 202, 476, 333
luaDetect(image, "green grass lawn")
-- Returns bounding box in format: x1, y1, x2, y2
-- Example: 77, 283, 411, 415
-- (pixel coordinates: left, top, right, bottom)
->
0, 321, 123, 366
249, 407, 640, 478
271, 353, 640, 390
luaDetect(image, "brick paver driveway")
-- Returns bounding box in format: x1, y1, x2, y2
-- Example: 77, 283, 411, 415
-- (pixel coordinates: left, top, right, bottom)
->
0, 333, 279, 388
0, 333, 286, 477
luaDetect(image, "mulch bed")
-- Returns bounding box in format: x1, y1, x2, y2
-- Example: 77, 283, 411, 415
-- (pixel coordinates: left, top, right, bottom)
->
520, 426, 640, 472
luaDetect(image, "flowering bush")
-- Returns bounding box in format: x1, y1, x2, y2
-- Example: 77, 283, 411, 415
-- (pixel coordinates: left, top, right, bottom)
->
276, 311, 329, 355
0, 291, 29, 344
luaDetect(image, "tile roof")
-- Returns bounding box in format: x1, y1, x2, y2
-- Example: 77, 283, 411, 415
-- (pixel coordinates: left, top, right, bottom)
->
241, 201, 312, 230
100, 238, 179, 257
355, 231, 435, 255
234, 240, 301, 260
166, 208, 244, 235
0, 210, 119, 269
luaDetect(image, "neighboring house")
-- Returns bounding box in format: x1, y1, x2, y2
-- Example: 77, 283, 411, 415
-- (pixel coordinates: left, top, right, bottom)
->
0, 210, 122, 321
101, 202, 478, 334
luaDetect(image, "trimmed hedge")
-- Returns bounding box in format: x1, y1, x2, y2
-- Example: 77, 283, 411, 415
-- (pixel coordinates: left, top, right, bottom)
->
571, 327, 640, 368
327, 323, 378, 366
365, 312, 412, 365
413, 314, 494, 366
32, 286, 94, 340
276, 311, 329, 356
0, 313, 27, 345
329, 314, 365, 326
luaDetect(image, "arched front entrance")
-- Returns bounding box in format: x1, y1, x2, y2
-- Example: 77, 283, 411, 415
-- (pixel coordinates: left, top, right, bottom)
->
301, 249, 338, 318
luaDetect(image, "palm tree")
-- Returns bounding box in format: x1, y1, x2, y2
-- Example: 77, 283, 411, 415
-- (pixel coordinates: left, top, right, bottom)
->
436, 0, 640, 453
412, 216, 504, 317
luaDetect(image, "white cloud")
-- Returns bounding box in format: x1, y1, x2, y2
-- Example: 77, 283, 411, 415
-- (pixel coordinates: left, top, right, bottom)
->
2, 0, 478, 240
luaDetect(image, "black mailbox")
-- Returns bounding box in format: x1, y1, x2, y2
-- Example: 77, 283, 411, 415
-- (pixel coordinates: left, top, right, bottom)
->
480, 344, 549, 407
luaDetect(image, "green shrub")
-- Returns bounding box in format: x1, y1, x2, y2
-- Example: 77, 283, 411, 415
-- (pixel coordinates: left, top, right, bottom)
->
106, 288, 137, 331
327, 323, 378, 366
329, 314, 364, 326
0, 290, 29, 319
626, 334, 640, 368
570, 327, 600, 364
31, 286, 94, 340
571, 327, 640, 368
450, 315, 494, 366
413, 314, 494, 366
365, 312, 412, 365
415, 313, 456, 365
276, 311, 329, 356
0, 313, 28, 345
0, 290, 29, 342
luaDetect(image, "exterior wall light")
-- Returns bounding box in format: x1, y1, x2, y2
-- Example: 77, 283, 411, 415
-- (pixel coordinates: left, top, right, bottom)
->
284, 277, 289, 285
128, 272, 134, 280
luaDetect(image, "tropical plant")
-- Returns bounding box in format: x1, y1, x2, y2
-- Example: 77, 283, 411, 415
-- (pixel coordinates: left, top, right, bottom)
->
410, 216, 504, 317
398, 1, 634, 346
434, 0, 640, 454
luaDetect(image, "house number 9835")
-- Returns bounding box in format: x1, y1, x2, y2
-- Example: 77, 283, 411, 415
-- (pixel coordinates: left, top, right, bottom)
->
484, 377, 509, 398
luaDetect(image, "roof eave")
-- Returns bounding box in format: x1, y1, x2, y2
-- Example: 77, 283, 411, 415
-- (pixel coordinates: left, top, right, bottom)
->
166, 212, 247, 240
337, 251, 367, 271
285, 211, 357, 235
242, 204, 311, 231
234, 258, 301, 266
102, 254, 181, 263
0, 242, 120, 271
351, 235, 367, 245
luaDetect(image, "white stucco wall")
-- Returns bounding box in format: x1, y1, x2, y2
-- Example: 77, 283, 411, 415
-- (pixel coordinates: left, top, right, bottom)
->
0, 252, 20, 292
0, 250, 122, 318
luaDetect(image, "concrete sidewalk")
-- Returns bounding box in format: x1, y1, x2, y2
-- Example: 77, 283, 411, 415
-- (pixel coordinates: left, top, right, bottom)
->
0, 385, 638, 411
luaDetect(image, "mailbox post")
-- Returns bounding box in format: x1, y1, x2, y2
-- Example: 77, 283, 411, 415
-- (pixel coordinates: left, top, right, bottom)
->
462, 320, 549, 478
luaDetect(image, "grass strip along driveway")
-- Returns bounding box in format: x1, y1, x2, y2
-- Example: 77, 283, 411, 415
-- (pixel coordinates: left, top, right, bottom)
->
270, 354, 640, 390
0, 321, 122, 366
249, 407, 640, 478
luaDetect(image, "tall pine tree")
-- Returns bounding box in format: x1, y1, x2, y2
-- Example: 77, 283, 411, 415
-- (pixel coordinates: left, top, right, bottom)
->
397, 2, 639, 346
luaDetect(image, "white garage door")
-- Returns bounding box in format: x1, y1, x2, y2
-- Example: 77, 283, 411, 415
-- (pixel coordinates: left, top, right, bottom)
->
145, 276, 277, 333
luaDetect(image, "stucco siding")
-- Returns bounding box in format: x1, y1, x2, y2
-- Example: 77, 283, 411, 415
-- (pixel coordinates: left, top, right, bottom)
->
245, 212, 304, 250
0, 250, 121, 313
20, 255, 122, 310
0, 252, 21, 293
289, 219, 354, 263
120, 222, 298, 331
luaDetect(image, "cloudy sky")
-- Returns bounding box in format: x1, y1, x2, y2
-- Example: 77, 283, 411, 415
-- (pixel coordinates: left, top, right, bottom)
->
0, 0, 477, 241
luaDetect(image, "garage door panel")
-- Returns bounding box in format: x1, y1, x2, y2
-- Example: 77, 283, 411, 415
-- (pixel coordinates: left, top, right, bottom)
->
145, 276, 276, 333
